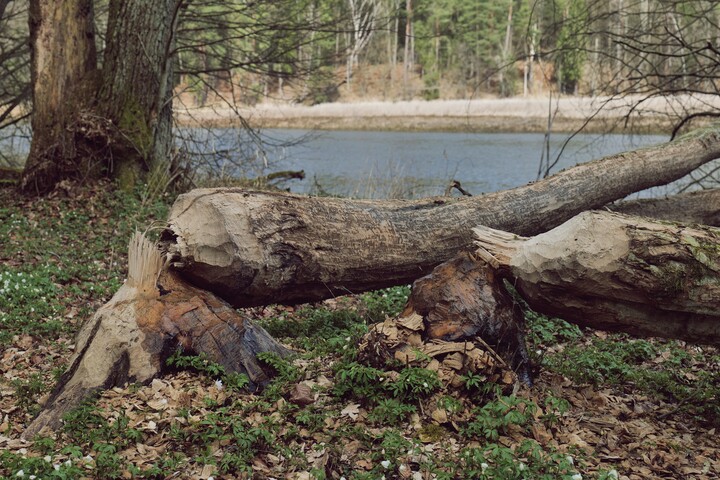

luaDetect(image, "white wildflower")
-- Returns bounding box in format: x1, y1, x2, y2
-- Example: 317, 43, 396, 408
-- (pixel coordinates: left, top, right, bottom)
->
566, 455, 575, 465
606, 470, 619, 479
43, 455, 51, 462
380, 460, 391, 469
481, 463, 489, 472
64, 459, 72, 467
15, 470, 24, 477
571, 474, 582, 480
214, 379, 223, 390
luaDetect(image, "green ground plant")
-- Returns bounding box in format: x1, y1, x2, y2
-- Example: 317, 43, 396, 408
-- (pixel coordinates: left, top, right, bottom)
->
1, 183, 716, 478
166, 349, 250, 392
526, 310, 720, 426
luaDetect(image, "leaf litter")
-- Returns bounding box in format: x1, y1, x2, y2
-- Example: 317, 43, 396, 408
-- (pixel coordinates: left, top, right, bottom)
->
0, 183, 718, 479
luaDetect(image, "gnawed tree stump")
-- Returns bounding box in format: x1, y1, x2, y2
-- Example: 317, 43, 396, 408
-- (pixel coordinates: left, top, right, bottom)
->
358, 252, 531, 392
159, 125, 720, 307
24, 234, 289, 439
474, 211, 720, 345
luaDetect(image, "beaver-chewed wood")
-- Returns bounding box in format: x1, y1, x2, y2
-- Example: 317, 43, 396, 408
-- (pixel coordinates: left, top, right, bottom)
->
474, 211, 720, 345
23, 234, 289, 439
159, 126, 720, 308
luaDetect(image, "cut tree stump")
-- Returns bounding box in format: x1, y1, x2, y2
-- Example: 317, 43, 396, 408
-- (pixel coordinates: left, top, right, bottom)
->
358, 252, 531, 389
474, 211, 720, 345
23, 233, 290, 439
160, 126, 720, 307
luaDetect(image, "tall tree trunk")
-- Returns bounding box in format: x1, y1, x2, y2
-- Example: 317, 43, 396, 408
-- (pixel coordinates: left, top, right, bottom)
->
20, 0, 97, 194
21, 0, 180, 194
96, 0, 180, 190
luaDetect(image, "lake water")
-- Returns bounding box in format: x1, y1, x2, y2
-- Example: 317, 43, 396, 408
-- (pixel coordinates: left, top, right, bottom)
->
223, 129, 669, 198
5, 126, 679, 198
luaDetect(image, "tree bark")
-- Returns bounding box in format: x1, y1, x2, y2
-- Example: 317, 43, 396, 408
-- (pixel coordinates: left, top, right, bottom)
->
21, 0, 180, 194
23, 234, 290, 439
21, 0, 97, 194
474, 211, 720, 345
160, 126, 720, 307
96, 0, 181, 190
609, 189, 720, 227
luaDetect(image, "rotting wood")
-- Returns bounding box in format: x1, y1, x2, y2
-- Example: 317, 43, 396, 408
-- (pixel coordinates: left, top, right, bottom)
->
160, 125, 720, 308
474, 210, 720, 345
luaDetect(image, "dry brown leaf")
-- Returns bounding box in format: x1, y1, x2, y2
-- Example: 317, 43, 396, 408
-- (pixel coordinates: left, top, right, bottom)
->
340, 403, 360, 420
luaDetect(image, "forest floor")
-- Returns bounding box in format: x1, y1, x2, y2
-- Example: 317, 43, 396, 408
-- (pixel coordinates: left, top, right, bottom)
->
0, 182, 719, 480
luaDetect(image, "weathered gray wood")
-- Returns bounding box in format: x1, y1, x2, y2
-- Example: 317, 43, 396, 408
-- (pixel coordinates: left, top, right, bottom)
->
609, 189, 720, 226
161, 126, 720, 307
474, 211, 720, 345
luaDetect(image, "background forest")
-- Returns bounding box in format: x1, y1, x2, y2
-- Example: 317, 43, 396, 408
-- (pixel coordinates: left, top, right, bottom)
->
3, 1, 720, 123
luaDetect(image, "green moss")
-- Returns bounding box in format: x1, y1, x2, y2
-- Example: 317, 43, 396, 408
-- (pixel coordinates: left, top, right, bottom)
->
113, 96, 153, 192
118, 96, 152, 157
682, 235, 720, 273
418, 424, 446, 443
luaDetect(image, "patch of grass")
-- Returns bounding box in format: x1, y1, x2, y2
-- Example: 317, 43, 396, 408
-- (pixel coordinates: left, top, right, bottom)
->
367, 398, 417, 424
0, 184, 168, 346
361, 285, 411, 323
545, 336, 657, 384
390, 366, 441, 402
540, 329, 719, 426
259, 306, 368, 355
455, 440, 581, 480
12, 373, 49, 416
332, 361, 388, 405
166, 349, 250, 392
525, 310, 583, 347
461, 394, 537, 441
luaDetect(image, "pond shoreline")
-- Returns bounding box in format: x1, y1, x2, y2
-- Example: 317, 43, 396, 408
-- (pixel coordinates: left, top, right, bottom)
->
173, 95, 716, 135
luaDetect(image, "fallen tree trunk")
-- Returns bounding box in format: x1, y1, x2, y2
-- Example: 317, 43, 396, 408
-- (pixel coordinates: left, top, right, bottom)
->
23, 234, 290, 439
160, 126, 720, 307
474, 211, 720, 345
609, 189, 720, 226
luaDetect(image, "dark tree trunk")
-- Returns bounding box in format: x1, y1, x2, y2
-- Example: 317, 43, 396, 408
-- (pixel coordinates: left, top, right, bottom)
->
96, 0, 181, 189
21, 0, 180, 194
21, 0, 98, 194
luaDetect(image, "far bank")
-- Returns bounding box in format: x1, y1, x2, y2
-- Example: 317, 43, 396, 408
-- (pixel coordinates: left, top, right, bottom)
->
174, 95, 719, 135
